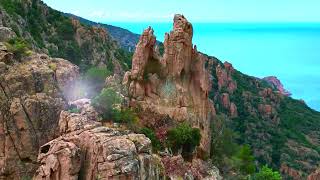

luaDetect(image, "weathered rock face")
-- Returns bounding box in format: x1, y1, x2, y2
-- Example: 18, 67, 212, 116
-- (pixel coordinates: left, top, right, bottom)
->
263, 76, 291, 96
34, 104, 165, 180
0, 50, 79, 179
123, 14, 215, 152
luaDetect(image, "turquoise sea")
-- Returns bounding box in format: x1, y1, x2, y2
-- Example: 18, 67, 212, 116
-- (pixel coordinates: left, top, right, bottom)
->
108, 22, 320, 111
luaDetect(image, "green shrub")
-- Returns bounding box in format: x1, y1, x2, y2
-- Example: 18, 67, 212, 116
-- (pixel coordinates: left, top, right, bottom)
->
166, 123, 201, 158
210, 115, 239, 172
56, 19, 75, 40
1, 0, 25, 16
91, 88, 122, 120
140, 128, 162, 152
254, 165, 282, 180
112, 108, 138, 124
84, 67, 111, 85
5, 37, 31, 60
233, 145, 256, 175
68, 107, 81, 114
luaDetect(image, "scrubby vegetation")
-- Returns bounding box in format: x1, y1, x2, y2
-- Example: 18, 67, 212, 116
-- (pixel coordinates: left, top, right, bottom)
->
140, 128, 163, 152
5, 37, 31, 60
207, 59, 320, 178
254, 166, 282, 180
91, 87, 122, 120
210, 115, 259, 179
166, 123, 201, 158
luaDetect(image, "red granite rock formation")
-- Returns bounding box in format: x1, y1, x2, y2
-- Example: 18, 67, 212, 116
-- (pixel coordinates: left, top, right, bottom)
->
123, 14, 215, 152
216, 62, 237, 94
263, 76, 291, 96
0, 52, 79, 179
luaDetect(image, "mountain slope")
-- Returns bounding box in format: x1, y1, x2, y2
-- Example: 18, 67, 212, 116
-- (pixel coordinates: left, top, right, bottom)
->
208, 59, 320, 178
64, 13, 141, 52
0, 0, 132, 72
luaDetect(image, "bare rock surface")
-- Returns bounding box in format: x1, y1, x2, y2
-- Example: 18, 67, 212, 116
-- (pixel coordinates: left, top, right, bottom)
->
34, 109, 164, 180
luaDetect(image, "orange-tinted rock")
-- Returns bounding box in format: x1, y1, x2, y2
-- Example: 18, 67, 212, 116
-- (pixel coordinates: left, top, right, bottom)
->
131, 27, 157, 80
308, 169, 320, 180
123, 14, 215, 152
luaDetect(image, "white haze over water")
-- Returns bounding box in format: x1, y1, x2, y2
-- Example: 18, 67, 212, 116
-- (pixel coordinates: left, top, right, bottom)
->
108, 22, 320, 111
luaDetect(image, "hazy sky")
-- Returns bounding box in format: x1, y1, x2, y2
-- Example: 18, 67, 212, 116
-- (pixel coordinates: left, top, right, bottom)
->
42, 0, 320, 23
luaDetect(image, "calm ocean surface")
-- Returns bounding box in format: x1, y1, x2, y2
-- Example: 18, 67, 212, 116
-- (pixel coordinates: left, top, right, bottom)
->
108, 22, 320, 111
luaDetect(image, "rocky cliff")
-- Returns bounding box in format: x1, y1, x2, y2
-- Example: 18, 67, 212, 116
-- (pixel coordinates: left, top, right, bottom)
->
123, 15, 215, 152
0, 28, 167, 179
0, 36, 79, 178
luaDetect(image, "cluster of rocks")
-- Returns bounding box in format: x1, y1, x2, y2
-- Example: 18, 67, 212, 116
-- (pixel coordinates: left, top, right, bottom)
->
34, 103, 164, 180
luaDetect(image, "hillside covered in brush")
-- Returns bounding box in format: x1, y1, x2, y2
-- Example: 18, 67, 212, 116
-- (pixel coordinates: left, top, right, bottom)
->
0, 0, 132, 72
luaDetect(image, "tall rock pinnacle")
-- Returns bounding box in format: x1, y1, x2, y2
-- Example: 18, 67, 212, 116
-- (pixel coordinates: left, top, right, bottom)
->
123, 14, 215, 152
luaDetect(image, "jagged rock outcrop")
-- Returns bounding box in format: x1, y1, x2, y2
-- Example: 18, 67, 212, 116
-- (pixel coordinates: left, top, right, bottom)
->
0, 48, 79, 179
216, 62, 237, 94
263, 76, 291, 96
34, 102, 165, 180
123, 14, 215, 152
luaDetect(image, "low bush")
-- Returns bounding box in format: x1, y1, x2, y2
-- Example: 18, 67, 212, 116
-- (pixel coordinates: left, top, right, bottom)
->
166, 123, 201, 158
112, 108, 138, 124
91, 88, 122, 120
5, 37, 31, 60
254, 165, 282, 180
140, 127, 163, 152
